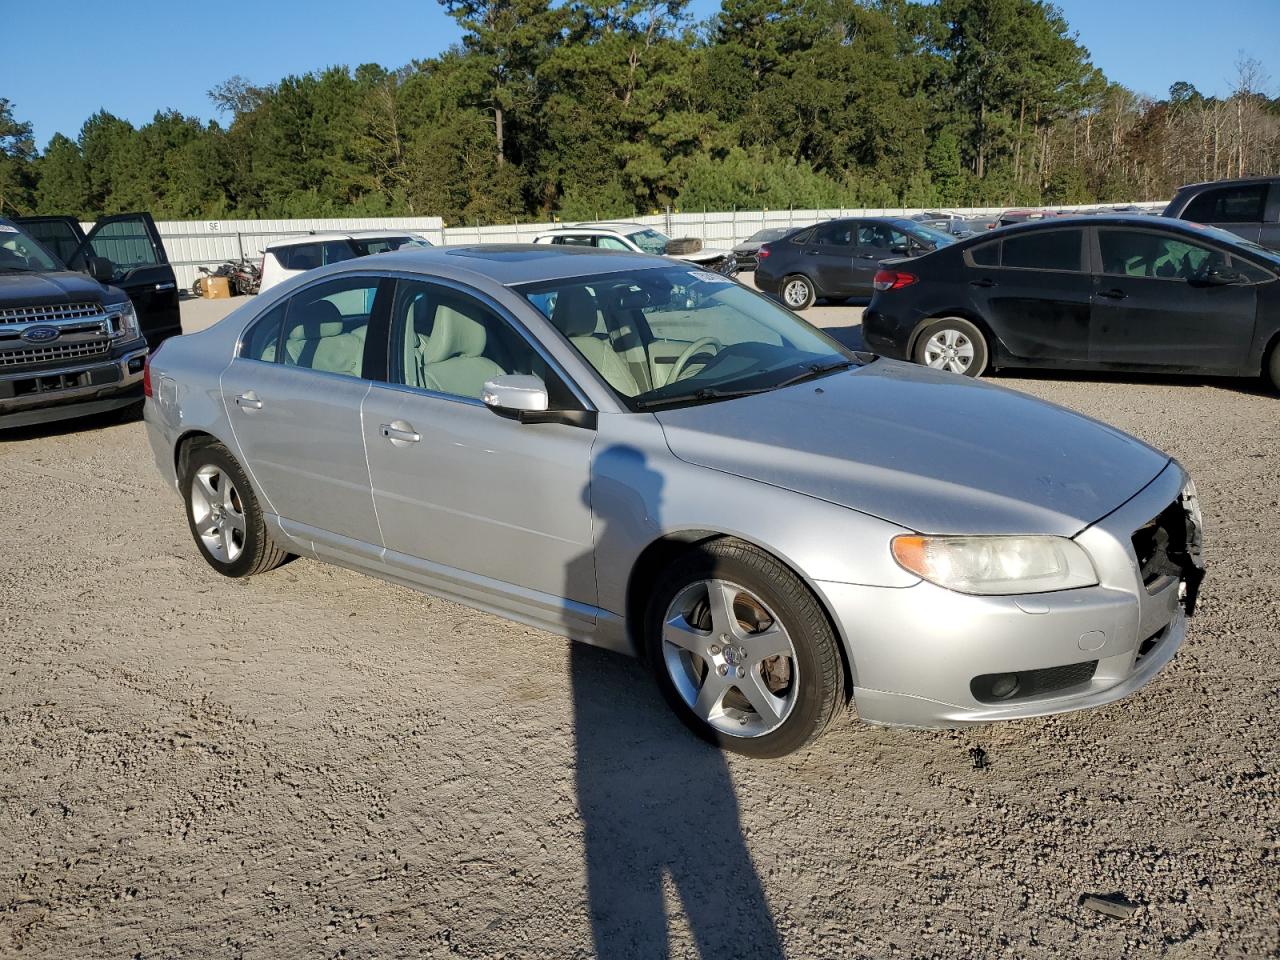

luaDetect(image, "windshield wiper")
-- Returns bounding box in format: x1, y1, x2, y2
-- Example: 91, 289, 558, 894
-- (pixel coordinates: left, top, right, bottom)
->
769, 358, 858, 390
634, 359, 859, 411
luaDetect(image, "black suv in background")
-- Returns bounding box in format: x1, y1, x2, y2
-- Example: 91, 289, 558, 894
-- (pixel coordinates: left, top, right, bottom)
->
0, 214, 177, 429
1164, 177, 1280, 250
753, 217, 957, 309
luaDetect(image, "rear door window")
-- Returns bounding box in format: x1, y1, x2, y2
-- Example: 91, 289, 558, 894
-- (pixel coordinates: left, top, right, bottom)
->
280, 276, 381, 377
812, 221, 855, 248
1183, 185, 1267, 224
968, 241, 999, 267
241, 301, 288, 362
1000, 229, 1084, 271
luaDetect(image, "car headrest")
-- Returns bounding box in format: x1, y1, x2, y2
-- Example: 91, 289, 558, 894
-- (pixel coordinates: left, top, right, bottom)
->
287, 299, 344, 340
422, 305, 487, 364
551, 286, 601, 338
614, 286, 651, 311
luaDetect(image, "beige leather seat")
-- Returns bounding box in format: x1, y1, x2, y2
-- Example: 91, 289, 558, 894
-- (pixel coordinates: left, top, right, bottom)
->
551, 287, 639, 396
283, 300, 366, 376
417, 304, 504, 397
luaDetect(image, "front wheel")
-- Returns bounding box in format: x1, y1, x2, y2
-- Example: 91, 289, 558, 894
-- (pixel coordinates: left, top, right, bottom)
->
646, 539, 844, 757
913, 317, 989, 377
182, 441, 289, 578
780, 274, 816, 311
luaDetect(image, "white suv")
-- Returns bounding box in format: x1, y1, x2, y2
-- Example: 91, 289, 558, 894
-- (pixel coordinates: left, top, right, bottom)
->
259, 231, 432, 292
532, 222, 732, 268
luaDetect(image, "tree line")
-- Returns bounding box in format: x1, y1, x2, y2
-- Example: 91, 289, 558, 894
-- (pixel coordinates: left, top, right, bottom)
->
2, 0, 1277, 224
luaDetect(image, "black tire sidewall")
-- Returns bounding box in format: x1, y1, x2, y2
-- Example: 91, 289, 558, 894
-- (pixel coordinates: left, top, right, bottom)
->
913, 317, 989, 377
182, 443, 268, 578
645, 543, 840, 758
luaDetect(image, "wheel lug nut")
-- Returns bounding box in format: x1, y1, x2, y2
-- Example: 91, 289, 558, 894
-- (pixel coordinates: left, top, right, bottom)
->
710, 644, 721, 655
717, 664, 728, 676
736, 667, 745, 678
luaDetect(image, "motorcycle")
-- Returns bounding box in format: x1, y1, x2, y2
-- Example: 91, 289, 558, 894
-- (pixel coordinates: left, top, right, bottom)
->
192, 258, 262, 297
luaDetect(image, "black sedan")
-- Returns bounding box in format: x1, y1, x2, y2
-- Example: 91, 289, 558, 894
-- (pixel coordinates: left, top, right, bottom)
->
862, 215, 1280, 390
753, 217, 958, 309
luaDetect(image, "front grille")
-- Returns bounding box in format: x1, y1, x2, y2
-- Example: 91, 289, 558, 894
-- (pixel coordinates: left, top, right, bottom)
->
0, 338, 111, 368
0, 302, 103, 325
970, 660, 1098, 704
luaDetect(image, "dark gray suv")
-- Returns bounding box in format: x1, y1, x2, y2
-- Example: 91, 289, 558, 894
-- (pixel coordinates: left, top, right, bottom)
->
1164, 177, 1280, 250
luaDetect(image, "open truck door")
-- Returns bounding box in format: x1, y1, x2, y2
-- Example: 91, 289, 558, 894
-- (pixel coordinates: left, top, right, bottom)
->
17, 213, 181, 350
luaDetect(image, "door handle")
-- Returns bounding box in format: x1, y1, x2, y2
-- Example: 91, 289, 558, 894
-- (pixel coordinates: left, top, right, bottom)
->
380, 423, 421, 444
856, 254, 876, 260
234, 392, 263, 410
1097, 288, 1128, 300
969, 278, 997, 288
802, 250, 819, 256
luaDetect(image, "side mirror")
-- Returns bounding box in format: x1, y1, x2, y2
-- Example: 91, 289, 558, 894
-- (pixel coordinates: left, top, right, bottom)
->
483, 374, 549, 416
482, 374, 598, 429
86, 256, 114, 283
890, 243, 910, 255
1201, 268, 1243, 287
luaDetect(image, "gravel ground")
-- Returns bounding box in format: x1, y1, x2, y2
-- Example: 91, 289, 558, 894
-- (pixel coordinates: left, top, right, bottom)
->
0, 293, 1277, 959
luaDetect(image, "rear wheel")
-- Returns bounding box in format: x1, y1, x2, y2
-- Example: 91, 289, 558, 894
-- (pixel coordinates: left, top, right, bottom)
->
781, 274, 816, 311
1266, 340, 1280, 392
913, 317, 989, 377
182, 441, 289, 578
646, 539, 844, 757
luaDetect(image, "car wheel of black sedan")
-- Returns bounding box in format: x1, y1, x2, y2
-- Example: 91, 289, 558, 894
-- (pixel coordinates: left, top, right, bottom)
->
781, 275, 816, 310
913, 317, 989, 377
646, 538, 843, 758
1267, 342, 1280, 392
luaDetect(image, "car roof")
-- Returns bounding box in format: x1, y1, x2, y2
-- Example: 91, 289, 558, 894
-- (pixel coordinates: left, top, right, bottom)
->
320, 243, 671, 286
962, 212, 1253, 242
265, 230, 420, 249
1177, 175, 1278, 191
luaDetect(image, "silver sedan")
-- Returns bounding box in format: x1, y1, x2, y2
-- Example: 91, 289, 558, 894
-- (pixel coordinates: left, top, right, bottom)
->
143, 246, 1205, 757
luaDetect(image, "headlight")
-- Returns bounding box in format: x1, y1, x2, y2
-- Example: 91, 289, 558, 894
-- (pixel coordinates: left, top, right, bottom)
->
891, 534, 1098, 595
110, 301, 139, 338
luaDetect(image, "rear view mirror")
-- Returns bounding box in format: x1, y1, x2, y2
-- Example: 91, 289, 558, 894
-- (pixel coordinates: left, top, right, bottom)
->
86, 256, 114, 283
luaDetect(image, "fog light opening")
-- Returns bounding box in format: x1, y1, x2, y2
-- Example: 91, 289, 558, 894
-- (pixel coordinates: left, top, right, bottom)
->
989, 673, 1020, 700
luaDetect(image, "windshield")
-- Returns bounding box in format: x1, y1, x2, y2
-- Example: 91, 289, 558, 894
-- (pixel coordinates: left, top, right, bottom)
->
519, 265, 855, 410
0, 222, 64, 273
626, 228, 672, 255
352, 235, 431, 256
903, 222, 958, 247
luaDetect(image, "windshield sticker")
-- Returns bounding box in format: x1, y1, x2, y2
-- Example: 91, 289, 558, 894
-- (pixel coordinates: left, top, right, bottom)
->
690, 270, 732, 284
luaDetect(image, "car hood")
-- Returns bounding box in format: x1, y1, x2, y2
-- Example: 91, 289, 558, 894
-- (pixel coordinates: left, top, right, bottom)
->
0, 270, 115, 307
654, 360, 1170, 537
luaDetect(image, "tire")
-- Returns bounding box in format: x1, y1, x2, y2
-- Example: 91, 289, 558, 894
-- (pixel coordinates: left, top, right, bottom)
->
645, 538, 844, 758
913, 316, 989, 377
182, 441, 289, 578
665, 237, 702, 255
780, 274, 816, 311
1266, 340, 1280, 392
191, 279, 203, 297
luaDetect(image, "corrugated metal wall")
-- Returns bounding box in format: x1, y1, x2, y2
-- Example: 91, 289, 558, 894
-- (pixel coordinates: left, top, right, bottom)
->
109, 204, 1162, 290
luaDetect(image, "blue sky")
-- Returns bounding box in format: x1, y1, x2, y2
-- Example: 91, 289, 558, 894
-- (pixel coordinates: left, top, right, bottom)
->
8, 0, 1279, 149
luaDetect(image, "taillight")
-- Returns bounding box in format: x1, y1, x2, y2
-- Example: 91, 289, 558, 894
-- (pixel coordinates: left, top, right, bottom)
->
873, 269, 918, 292
142, 354, 153, 397
757, 245, 771, 259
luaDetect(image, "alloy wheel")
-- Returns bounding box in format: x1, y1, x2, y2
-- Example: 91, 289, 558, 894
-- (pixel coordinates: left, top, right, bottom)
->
923, 328, 975, 374
190, 465, 247, 563
661, 579, 799, 737
783, 279, 811, 308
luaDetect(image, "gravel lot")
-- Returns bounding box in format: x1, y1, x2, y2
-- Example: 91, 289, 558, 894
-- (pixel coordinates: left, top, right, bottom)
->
1, 291, 1277, 959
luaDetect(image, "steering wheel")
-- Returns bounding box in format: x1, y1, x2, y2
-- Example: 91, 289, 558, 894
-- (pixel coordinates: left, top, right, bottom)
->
669, 337, 721, 383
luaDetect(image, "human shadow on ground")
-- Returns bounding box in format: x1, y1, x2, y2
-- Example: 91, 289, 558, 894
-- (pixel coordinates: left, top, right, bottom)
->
566, 444, 785, 960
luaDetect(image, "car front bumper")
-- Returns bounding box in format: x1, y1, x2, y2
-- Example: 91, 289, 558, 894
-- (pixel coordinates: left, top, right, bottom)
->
0, 338, 149, 430
818, 461, 1198, 728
